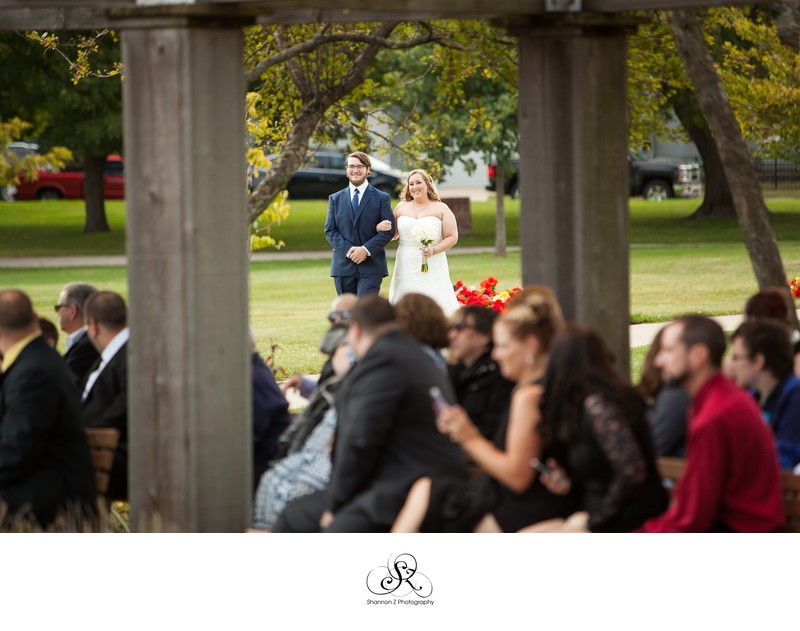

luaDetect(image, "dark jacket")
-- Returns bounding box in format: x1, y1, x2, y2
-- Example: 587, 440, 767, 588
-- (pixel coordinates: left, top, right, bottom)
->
81, 342, 128, 501
326, 331, 469, 528
0, 336, 96, 525
324, 184, 394, 279
63, 330, 100, 384
448, 352, 515, 439
252, 352, 292, 484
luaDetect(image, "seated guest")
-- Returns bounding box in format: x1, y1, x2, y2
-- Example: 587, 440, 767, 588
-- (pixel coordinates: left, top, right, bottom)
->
274, 295, 468, 532
81, 291, 129, 501
448, 306, 516, 439
636, 326, 690, 457
55, 282, 99, 382
38, 317, 59, 349
521, 325, 668, 533
280, 293, 357, 399
730, 319, 800, 470
250, 330, 292, 491
639, 315, 785, 532
392, 287, 579, 533
0, 289, 95, 526
395, 293, 451, 374
252, 344, 354, 530
743, 287, 800, 373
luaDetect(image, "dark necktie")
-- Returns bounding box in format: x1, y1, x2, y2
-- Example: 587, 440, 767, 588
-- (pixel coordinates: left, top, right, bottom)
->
351, 188, 359, 219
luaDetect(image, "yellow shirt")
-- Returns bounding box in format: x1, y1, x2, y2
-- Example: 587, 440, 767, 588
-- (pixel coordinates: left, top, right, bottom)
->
1, 331, 41, 373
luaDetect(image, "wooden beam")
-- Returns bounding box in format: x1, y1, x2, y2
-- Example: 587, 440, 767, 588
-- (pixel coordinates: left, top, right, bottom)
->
0, 0, 757, 31
123, 22, 251, 532
515, 15, 633, 377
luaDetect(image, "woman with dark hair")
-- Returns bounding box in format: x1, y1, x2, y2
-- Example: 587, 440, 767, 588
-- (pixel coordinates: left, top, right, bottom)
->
743, 288, 800, 373
521, 325, 668, 532
636, 326, 690, 457
391, 286, 579, 533
394, 293, 451, 373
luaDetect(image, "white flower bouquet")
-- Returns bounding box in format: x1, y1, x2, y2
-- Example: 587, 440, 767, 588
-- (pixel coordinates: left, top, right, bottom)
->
413, 224, 438, 273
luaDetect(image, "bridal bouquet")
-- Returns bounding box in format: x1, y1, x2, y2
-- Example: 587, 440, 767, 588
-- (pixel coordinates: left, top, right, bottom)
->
414, 224, 438, 273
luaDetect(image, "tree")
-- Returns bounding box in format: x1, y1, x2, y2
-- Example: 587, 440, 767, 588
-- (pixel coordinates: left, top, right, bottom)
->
628, 8, 800, 218
0, 31, 122, 232
668, 8, 798, 327
0, 117, 71, 197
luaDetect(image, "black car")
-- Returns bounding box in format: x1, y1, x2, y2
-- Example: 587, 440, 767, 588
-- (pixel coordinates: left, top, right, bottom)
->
250, 151, 404, 199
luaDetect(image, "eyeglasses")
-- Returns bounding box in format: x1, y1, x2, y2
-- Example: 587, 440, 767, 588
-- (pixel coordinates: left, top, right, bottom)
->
451, 321, 475, 332
328, 310, 350, 323
54, 303, 69, 313
346, 164, 366, 171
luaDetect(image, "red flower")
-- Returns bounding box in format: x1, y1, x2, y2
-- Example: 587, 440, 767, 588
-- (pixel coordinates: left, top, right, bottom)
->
453, 277, 520, 314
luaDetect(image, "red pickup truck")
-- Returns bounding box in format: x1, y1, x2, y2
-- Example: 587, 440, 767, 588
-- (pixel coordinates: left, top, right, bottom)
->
11, 155, 125, 200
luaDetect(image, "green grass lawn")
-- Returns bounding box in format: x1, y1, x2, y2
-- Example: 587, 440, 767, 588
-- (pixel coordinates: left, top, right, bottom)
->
2, 195, 800, 379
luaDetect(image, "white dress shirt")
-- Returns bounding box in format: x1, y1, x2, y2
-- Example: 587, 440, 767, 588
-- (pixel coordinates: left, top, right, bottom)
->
349, 182, 371, 256
65, 327, 87, 353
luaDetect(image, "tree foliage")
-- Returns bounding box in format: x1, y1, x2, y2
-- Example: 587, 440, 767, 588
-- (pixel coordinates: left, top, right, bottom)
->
0, 117, 72, 190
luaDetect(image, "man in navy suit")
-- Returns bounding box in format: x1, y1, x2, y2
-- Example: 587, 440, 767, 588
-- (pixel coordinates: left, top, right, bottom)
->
324, 151, 394, 295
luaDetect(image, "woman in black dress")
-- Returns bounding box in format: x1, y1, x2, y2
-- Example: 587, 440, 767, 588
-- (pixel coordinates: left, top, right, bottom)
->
520, 325, 668, 532
391, 286, 579, 533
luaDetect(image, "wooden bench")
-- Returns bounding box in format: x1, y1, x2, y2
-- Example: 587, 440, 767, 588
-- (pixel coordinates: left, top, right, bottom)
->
657, 456, 800, 533
85, 428, 129, 532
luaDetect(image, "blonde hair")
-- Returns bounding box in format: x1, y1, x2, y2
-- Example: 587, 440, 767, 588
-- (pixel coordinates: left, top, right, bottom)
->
498, 286, 565, 354
400, 169, 441, 203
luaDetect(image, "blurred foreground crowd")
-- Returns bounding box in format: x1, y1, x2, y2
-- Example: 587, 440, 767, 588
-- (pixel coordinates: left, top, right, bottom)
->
0, 283, 798, 532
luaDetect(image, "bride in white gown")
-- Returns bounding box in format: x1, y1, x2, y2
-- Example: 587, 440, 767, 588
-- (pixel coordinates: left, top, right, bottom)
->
378, 169, 461, 316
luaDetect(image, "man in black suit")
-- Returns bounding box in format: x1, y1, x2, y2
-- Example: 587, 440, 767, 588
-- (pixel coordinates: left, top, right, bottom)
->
0, 289, 95, 526
55, 282, 99, 382
81, 291, 129, 501
275, 295, 469, 532
324, 151, 394, 296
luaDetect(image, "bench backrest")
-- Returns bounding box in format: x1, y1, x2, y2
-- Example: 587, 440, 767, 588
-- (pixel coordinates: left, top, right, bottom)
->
656, 456, 800, 533
85, 428, 119, 497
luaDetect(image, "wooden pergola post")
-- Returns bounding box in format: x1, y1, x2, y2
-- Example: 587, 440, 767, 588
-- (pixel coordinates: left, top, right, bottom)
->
120, 17, 252, 532
514, 16, 638, 377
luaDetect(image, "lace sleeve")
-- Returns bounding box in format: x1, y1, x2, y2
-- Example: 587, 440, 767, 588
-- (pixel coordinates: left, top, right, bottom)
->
584, 393, 646, 530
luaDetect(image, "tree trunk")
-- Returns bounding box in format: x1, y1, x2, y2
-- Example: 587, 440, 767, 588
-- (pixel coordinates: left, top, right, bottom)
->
669, 89, 735, 219
669, 9, 798, 329
494, 161, 507, 257
771, 0, 800, 49
83, 155, 110, 233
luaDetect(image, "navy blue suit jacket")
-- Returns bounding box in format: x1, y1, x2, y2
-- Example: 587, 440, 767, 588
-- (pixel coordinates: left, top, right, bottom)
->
324, 184, 394, 278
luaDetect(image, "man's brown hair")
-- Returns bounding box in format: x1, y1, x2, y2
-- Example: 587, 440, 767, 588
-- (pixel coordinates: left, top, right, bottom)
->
0, 289, 36, 331
346, 151, 371, 170
84, 291, 127, 330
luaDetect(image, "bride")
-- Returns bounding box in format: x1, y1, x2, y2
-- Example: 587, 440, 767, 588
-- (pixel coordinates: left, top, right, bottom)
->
377, 169, 461, 316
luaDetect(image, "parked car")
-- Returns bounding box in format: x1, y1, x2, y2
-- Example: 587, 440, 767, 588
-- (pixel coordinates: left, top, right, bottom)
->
10, 155, 125, 201
486, 151, 703, 201
1, 142, 40, 201
249, 151, 404, 199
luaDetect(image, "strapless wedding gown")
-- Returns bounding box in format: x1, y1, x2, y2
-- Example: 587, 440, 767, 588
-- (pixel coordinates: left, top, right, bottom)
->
388, 215, 460, 316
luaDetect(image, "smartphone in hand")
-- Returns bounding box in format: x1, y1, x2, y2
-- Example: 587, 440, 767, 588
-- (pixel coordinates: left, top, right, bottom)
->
530, 458, 554, 477
429, 386, 450, 415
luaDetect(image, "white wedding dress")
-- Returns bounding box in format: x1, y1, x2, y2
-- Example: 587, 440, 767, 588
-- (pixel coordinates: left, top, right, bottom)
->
388, 215, 460, 316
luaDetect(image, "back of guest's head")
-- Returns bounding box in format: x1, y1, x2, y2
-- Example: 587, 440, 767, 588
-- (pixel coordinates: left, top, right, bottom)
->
0, 289, 36, 333
541, 325, 644, 444
732, 318, 794, 381
744, 288, 790, 325
61, 282, 98, 314
39, 317, 59, 348
498, 285, 564, 353
674, 315, 726, 368
401, 169, 441, 202
395, 293, 450, 348
350, 294, 395, 333
637, 326, 667, 402
456, 306, 498, 338
84, 291, 127, 331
